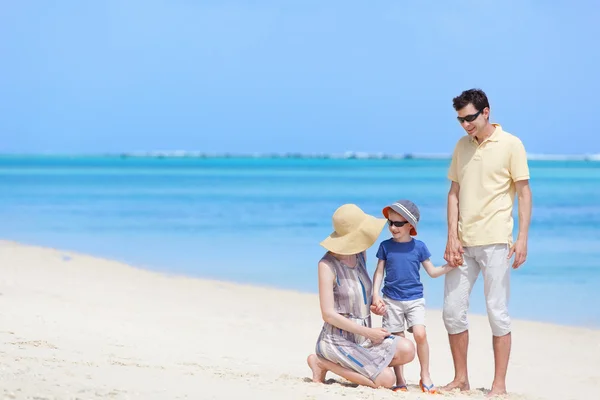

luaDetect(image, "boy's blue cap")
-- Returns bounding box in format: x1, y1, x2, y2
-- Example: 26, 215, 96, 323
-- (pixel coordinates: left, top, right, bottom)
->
382, 199, 420, 236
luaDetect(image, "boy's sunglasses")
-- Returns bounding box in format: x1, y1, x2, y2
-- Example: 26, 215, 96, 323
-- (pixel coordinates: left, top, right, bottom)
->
388, 220, 409, 228
456, 109, 483, 124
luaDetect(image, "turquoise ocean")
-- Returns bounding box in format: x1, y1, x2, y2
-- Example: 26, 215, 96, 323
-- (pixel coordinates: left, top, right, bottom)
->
1, 155, 599, 328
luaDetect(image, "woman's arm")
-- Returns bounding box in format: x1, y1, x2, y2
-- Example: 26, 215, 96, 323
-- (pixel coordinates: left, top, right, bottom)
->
318, 260, 389, 343
372, 259, 385, 303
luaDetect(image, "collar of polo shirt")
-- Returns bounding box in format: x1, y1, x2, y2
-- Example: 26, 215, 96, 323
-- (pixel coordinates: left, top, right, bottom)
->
470, 123, 503, 145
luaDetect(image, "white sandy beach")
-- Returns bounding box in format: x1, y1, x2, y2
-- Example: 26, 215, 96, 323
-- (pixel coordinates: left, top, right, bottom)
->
1, 240, 599, 400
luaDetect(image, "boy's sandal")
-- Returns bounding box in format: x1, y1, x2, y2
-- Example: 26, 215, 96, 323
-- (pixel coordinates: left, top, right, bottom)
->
419, 380, 438, 394
391, 384, 408, 392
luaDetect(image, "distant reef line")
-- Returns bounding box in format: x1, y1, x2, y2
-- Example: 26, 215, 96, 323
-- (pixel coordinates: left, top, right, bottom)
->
1, 152, 599, 161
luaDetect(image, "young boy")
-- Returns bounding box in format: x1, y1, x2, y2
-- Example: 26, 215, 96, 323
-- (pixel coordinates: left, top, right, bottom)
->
372, 199, 455, 394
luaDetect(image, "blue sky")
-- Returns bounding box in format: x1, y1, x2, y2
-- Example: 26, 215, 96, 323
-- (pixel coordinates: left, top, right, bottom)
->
1, 0, 599, 155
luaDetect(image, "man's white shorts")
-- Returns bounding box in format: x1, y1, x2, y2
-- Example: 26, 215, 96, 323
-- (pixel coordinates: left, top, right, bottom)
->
443, 243, 511, 337
382, 296, 425, 334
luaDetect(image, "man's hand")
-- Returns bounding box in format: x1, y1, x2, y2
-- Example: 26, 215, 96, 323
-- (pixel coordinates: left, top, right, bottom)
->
444, 236, 465, 267
370, 296, 386, 316
508, 237, 527, 269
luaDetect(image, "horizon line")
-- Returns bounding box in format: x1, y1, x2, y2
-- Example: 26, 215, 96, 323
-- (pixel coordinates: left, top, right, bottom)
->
1, 151, 599, 161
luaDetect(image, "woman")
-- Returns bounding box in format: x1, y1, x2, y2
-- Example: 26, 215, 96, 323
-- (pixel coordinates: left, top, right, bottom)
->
307, 204, 416, 389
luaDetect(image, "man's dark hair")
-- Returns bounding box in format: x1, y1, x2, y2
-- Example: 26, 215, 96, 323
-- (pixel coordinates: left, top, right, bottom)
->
452, 88, 490, 112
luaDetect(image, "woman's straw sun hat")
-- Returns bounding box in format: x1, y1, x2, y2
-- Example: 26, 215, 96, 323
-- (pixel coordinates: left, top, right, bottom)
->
320, 204, 386, 255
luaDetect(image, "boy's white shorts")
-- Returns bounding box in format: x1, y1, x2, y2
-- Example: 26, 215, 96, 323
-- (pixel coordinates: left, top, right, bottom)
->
382, 296, 426, 334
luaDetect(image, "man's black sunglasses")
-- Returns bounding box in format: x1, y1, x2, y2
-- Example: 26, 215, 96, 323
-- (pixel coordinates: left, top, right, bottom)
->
457, 109, 483, 124
388, 220, 409, 228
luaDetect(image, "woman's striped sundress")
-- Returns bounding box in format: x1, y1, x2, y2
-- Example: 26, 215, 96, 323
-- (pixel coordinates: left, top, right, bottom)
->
315, 251, 398, 381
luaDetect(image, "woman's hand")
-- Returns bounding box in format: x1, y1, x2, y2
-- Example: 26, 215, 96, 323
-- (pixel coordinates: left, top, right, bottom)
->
364, 327, 390, 345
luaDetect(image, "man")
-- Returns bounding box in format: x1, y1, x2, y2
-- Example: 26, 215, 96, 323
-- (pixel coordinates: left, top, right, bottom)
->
441, 89, 532, 397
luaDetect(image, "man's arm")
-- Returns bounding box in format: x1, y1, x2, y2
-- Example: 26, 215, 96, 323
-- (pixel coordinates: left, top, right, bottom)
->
447, 181, 460, 239
509, 179, 532, 269
444, 181, 464, 266
516, 180, 532, 240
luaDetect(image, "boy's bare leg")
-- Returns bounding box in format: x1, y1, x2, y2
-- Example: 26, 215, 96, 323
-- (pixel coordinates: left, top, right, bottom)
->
392, 332, 407, 387
411, 325, 434, 388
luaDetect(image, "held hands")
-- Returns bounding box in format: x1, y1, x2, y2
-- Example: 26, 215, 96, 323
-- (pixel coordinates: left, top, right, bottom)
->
367, 297, 389, 345
508, 237, 527, 269
370, 296, 386, 316
444, 236, 465, 267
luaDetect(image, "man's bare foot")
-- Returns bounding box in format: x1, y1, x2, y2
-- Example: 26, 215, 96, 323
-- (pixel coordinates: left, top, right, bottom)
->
486, 386, 507, 398
306, 354, 327, 383
441, 379, 470, 392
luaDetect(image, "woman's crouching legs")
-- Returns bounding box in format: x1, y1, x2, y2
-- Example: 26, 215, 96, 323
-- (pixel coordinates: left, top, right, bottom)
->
390, 336, 416, 366
373, 367, 396, 388
307, 354, 381, 388
307, 354, 395, 389
306, 338, 414, 390
371, 338, 416, 388
306, 354, 328, 383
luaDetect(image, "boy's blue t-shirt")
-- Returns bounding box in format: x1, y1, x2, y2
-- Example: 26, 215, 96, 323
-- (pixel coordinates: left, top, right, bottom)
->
376, 238, 431, 301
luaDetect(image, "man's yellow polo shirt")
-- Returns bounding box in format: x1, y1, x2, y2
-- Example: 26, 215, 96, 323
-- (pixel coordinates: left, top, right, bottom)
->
448, 124, 530, 247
